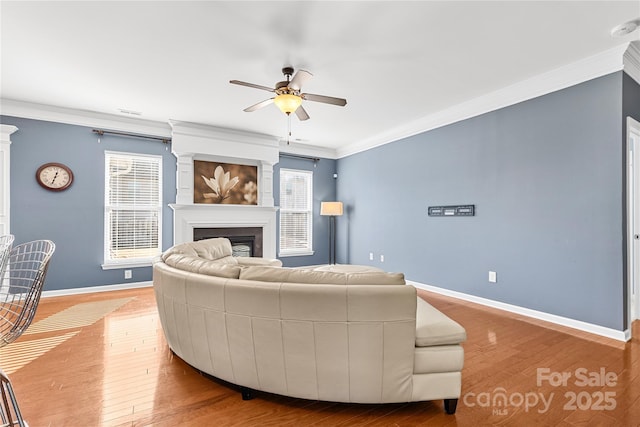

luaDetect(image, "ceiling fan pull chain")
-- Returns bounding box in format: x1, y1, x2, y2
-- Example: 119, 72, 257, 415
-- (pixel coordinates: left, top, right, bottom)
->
287, 115, 292, 145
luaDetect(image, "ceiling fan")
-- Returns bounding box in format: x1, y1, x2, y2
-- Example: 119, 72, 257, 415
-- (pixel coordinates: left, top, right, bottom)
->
230, 67, 347, 121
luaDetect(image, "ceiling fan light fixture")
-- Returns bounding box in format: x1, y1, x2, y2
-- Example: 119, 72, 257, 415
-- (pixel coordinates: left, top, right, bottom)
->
274, 93, 302, 114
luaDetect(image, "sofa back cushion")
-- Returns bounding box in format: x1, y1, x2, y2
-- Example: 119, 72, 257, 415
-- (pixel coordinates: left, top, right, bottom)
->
239, 266, 405, 285
345, 272, 406, 285
162, 238, 237, 264
163, 253, 242, 279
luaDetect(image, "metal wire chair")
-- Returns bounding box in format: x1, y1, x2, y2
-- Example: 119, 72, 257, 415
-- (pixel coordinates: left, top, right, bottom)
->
0, 239, 55, 427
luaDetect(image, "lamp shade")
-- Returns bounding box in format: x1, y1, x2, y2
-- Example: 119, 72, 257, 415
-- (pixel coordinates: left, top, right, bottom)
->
320, 201, 343, 216
274, 94, 302, 114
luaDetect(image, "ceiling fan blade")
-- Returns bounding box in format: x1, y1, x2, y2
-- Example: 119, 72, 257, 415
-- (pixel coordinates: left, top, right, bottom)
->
295, 105, 310, 121
289, 70, 313, 92
301, 93, 347, 107
230, 80, 275, 93
244, 98, 274, 112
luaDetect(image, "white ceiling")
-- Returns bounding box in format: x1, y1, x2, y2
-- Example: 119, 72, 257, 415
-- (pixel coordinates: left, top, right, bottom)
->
1, 1, 639, 157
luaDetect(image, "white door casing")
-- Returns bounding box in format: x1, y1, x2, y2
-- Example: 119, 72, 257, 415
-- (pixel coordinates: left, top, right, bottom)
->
627, 117, 640, 325
0, 125, 18, 236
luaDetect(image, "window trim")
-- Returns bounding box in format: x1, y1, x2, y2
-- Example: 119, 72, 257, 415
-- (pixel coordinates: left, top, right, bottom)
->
102, 150, 163, 270
279, 168, 314, 257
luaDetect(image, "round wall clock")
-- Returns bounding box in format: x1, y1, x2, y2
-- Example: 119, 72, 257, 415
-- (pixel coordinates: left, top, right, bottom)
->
35, 162, 74, 191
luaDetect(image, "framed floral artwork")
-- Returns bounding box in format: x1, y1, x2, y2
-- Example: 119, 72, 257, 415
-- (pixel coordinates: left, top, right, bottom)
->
194, 160, 258, 205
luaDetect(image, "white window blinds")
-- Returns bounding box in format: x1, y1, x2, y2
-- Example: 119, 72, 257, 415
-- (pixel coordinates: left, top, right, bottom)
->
104, 151, 162, 267
279, 169, 313, 256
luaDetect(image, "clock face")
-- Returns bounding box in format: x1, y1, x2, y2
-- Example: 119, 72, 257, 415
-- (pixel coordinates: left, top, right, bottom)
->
36, 163, 74, 191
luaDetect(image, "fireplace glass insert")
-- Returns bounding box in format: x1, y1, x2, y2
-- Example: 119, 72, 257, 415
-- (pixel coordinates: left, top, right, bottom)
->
193, 227, 263, 257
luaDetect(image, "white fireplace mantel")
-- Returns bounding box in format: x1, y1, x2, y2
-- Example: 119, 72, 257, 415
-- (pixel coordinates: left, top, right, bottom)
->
169, 204, 278, 259
168, 122, 280, 258
169, 120, 280, 162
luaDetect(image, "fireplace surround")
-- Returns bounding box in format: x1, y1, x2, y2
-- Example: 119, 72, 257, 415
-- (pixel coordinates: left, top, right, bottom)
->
194, 227, 263, 257
169, 121, 279, 259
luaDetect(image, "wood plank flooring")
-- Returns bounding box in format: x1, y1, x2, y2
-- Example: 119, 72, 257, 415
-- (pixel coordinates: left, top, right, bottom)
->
0, 287, 638, 426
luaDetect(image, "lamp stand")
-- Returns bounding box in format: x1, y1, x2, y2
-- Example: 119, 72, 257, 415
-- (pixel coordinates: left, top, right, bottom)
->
329, 215, 337, 265
320, 201, 343, 265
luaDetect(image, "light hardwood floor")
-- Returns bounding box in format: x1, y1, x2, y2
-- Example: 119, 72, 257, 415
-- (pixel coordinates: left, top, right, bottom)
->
1, 287, 638, 426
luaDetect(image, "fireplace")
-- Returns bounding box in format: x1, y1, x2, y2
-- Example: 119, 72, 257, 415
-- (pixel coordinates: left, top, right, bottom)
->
194, 227, 263, 257
168, 121, 280, 260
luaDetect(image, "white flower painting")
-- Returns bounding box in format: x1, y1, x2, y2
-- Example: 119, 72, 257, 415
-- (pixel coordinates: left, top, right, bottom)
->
202, 165, 240, 201
194, 161, 258, 205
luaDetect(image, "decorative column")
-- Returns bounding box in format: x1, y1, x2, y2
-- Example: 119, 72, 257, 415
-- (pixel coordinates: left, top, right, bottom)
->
259, 161, 275, 207
175, 153, 195, 205
0, 125, 18, 236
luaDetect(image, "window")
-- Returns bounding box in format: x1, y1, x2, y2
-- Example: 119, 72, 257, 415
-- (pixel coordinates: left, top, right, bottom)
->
279, 169, 313, 256
103, 151, 162, 269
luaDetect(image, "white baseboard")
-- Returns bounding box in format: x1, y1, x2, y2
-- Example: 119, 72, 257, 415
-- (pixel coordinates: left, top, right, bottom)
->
408, 280, 630, 342
42, 281, 153, 298
40, 279, 631, 342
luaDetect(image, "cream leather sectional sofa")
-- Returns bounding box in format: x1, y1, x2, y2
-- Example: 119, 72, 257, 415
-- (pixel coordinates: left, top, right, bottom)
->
152, 238, 466, 414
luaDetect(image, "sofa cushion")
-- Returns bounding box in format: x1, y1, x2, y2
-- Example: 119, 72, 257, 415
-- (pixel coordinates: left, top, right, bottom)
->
162, 238, 236, 263
239, 266, 345, 284
345, 272, 405, 285
311, 264, 404, 284
239, 266, 405, 286
415, 298, 467, 346
313, 264, 384, 273
414, 345, 465, 374
235, 257, 283, 267
163, 254, 242, 279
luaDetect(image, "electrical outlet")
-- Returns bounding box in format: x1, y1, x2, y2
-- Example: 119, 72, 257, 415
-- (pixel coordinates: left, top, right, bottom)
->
369, 252, 374, 261
488, 271, 497, 283
380, 254, 385, 262
124, 270, 132, 280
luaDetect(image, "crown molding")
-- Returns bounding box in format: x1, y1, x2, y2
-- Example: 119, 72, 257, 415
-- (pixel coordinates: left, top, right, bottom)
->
337, 43, 630, 159
0, 98, 172, 137
169, 119, 279, 149
624, 40, 640, 85
169, 119, 280, 165
2, 41, 632, 161
0, 98, 338, 159
278, 139, 338, 160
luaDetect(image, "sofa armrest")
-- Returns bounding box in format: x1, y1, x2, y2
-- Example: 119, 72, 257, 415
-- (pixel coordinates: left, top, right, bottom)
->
415, 298, 466, 347
235, 257, 283, 267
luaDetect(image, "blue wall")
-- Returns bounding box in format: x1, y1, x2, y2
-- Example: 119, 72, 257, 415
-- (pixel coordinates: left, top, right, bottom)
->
1, 115, 339, 288
2, 116, 177, 291
623, 72, 640, 122
336, 72, 628, 331
622, 71, 640, 327
274, 155, 337, 267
